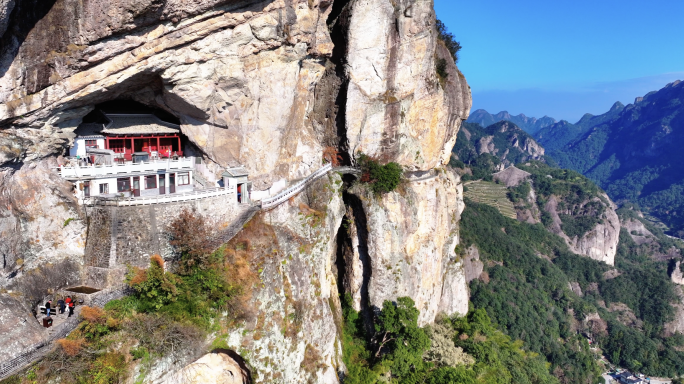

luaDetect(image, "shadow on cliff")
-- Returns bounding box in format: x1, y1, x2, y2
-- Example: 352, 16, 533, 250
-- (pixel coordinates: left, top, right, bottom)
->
0, 0, 57, 79
336, 175, 376, 334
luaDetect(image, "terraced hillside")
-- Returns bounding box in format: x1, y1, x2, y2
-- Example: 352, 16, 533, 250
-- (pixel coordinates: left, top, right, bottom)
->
463, 181, 517, 219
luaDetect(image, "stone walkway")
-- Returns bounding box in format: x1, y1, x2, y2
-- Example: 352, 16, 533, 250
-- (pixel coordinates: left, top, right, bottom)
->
40, 307, 81, 339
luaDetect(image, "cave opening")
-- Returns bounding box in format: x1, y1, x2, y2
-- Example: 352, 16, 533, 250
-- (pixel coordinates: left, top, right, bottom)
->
72, 99, 196, 162
89, 100, 180, 125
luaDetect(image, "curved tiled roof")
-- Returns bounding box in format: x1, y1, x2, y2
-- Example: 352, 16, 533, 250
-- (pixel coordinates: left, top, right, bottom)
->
100, 114, 180, 135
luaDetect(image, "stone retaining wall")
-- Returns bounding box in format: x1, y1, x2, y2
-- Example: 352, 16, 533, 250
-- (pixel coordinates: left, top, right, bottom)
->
84, 193, 245, 270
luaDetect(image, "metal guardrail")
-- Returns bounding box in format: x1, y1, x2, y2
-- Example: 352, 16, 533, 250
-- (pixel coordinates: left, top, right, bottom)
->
261, 164, 333, 209
84, 187, 234, 207
0, 286, 131, 380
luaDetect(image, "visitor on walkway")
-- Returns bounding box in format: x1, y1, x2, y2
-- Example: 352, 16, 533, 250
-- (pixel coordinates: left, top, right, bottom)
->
45, 300, 51, 317
66, 297, 74, 317
58, 299, 65, 314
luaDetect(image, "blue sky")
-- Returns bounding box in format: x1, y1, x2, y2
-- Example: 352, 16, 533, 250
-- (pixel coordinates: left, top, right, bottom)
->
434, 0, 684, 122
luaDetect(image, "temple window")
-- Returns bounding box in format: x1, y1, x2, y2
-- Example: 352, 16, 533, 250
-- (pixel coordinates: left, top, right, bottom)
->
145, 175, 157, 189
178, 173, 190, 185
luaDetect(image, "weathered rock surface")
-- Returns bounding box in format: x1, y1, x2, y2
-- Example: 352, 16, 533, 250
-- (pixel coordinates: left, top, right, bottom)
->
622, 218, 654, 245
475, 121, 544, 166
343, 169, 468, 326
162, 351, 249, 384
544, 194, 619, 265
0, 160, 85, 281
671, 261, 684, 286
492, 166, 531, 188
0, 294, 46, 362
462, 245, 483, 283
343, 0, 470, 170
223, 175, 345, 383
665, 286, 684, 337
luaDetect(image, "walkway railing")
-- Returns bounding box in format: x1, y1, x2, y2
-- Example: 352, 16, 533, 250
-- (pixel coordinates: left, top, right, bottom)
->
83, 187, 234, 207
0, 286, 131, 380
261, 163, 333, 209
58, 157, 195, 179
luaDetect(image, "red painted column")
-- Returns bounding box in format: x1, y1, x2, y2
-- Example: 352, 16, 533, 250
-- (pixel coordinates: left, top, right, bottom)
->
177, 136, 181, 156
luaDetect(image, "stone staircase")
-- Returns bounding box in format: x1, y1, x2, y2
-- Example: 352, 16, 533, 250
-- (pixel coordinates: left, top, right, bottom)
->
210, 205, 261, 251
193, 172, 212, 188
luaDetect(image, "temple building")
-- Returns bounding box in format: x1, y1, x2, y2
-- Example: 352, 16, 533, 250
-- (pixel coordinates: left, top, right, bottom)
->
70, 113, 183, 161
59, 108, 251, 205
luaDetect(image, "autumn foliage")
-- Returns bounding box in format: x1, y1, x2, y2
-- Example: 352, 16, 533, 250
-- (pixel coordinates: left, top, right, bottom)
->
57, 338, 85, 356
80, 306, 106, 324
323, 146, 343, 167
168, 209, 214, 274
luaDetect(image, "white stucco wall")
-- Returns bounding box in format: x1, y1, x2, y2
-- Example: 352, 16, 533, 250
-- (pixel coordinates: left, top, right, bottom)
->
70, 138, 105, 157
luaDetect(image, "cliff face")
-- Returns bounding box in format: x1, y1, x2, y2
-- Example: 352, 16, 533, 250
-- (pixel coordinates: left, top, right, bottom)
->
341, 169, 467, 327
544, 193, 620, 265
343, 0, 470, 169
0, 0, 471, 381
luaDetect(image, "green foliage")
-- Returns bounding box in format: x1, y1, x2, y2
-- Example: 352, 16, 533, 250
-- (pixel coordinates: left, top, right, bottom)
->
340, 293, 560, 384
375, 297, 432, 379
88, 352, 127, 384
130, 346, 149, 360
600, 268, 676, 327
63, 217, 74, 227
436, 19, 462, 63
341, 294, 380, 384
451, 309, 560, 384
451, 121, 548, 182
449, 157, 466, 169
462, 197, 684, 379
518, 161, 603, 202
358, 154, 403, 194
127, 257, 181, 311
601, 320, 684, 377
507, 181, 531, 203
461, 200, 603, 383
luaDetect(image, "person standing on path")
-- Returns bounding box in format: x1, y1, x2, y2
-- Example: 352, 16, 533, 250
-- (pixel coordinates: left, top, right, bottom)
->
58, 299, 65, 314
45, 300, 51, 317
66, 297, 74, 317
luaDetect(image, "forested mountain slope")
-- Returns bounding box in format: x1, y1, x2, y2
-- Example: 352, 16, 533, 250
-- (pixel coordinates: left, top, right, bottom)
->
451, 121, 546, 180
534, 101, 625, 152
452, 121, 620, 265
457, 164, 684, 382
541, 81, 684, 236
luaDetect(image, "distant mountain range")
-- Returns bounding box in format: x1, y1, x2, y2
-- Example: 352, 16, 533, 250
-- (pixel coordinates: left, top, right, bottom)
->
471, 80, 684, 236
467, 109, 557, 135
534, 101, 625, 152
539, 80, 684, 236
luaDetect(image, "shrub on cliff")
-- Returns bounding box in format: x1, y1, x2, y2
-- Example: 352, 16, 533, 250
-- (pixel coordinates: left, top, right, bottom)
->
436, 19, 462, 63
127, 255, 181, 311
340, 294, 560, 384
169, 209, 215, 274
357, 153, 402, 194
